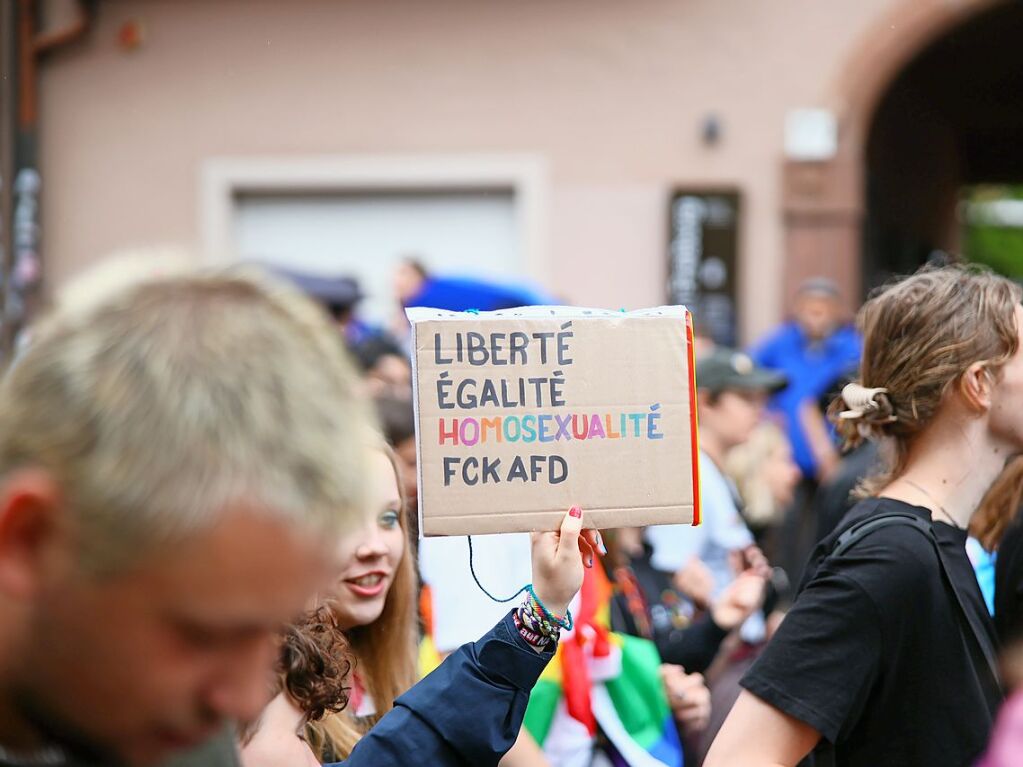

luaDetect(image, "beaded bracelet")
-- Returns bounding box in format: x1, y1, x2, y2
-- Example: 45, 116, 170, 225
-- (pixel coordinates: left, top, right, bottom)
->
523, 598, 568, 639
519, 599, 557, 638
513, 585, 573, 650
526, 584, 574, 632
515, 602, 559, 649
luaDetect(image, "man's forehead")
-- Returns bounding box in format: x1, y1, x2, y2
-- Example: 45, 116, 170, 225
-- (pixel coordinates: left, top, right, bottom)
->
99, 510, 339, 618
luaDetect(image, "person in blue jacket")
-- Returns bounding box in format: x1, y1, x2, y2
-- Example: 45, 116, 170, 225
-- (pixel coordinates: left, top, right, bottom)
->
749, 277, 862, 483
240, 507, 597, 767
338, 507, 597, 765
395, 258, 557, 314
749, 278, 862, 584
329, 604, 558, 766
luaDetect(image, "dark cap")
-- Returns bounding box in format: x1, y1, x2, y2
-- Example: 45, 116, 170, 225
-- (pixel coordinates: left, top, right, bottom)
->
696, 348, 787, 394
796, 276, 840, 299
284, 272, 365, 309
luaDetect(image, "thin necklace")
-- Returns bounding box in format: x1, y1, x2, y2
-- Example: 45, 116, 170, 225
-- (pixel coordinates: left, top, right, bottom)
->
903, 479, 965, 530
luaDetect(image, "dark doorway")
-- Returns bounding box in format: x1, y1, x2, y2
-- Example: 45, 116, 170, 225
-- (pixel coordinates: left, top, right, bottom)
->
863, 1, 1023, 290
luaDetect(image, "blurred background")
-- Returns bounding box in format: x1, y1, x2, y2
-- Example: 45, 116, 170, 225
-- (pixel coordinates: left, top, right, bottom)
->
7, 7, 1023, 761
2, 0, 1023, 354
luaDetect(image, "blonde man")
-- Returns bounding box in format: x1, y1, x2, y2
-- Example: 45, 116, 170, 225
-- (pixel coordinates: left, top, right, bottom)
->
0, 260, 595, 767
0, 264, 371, 767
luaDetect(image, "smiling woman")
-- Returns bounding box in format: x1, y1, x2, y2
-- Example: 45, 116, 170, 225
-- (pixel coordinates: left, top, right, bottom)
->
307, 446, 419, 761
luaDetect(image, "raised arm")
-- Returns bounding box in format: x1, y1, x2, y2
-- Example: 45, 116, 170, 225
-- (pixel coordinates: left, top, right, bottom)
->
703, 690, 821, 767
333, 508, 599, 767
336, 610, 550, 766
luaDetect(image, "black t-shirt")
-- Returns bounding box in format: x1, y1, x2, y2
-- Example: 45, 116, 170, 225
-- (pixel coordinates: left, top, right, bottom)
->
742, 498, 1000, 767
995, 513, 1023, 644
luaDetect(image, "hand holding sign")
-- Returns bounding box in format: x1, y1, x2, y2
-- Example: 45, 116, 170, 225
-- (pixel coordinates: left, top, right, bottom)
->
530, 506, 602, 616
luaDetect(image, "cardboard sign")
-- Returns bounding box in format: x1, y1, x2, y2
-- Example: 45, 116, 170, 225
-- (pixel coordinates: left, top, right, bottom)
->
407, 306, 700, 536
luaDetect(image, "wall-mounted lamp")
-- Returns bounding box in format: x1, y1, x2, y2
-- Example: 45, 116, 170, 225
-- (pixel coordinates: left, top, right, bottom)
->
701, 114, 722, 146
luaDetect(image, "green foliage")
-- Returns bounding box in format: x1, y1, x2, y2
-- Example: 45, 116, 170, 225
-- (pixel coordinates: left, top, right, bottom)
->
962, 185, 1023, 279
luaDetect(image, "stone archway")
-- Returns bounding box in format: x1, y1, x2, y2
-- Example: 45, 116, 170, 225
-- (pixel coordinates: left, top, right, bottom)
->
780, 0, 1007, 314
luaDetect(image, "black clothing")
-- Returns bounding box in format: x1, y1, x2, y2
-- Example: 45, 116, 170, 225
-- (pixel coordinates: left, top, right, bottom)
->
742, 498, 1001, 767
609, 545, 729, 674
776, 477, 820, 594
812, 442, 880, 544
995, 513, 1023, 644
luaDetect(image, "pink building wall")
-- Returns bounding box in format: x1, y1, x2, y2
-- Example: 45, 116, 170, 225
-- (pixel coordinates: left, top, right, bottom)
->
38, 0, 899, 342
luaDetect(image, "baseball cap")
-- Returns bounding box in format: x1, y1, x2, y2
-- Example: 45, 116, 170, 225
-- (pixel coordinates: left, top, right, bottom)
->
796, 276, 840, 299
273, 271, 365, 309
696, 347, 787, 394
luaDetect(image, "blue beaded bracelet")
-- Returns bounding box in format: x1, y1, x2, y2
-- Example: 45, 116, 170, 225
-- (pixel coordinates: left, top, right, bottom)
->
526, 584, 574, 632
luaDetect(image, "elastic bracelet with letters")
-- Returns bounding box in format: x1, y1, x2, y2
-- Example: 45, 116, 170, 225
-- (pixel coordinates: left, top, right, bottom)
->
513, 609, 555, 650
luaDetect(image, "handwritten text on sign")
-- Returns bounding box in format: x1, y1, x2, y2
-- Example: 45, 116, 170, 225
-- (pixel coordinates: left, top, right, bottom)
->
433, 325, 664, 487
409, 307, 698, 536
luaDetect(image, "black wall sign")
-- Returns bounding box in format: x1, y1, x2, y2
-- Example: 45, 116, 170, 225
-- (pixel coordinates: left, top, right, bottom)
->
668, 191, 740, 346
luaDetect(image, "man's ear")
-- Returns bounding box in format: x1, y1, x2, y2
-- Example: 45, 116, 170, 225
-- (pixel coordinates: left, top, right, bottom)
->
959, 363, 994, 414
0, 469, 65, 600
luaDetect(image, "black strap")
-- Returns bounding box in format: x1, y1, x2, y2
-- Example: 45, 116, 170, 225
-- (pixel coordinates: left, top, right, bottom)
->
833, 513, 999, 686
809, 513, 1001, 767
833, 512, 928, 556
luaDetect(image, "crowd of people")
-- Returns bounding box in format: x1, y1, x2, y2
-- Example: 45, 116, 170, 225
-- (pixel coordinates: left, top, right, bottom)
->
0, 255, 1020, 767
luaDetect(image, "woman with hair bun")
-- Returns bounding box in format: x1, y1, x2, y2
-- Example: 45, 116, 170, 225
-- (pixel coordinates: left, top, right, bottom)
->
705, 265, 1023, 767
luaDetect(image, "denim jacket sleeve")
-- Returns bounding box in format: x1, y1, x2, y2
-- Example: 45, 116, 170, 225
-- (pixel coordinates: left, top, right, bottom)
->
326, 609, 554, 767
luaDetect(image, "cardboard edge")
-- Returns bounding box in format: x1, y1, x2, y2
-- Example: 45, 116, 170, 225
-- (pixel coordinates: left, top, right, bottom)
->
685, 310, 702, 527
407, 319, 427, 541
405, 305, 689, 322
422, 504, 697, 537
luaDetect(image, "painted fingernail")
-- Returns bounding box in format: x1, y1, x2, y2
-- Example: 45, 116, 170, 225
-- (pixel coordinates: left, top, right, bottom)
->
586, 556, 594, 568
569, 506, 582, 518
597, 532, 608, 556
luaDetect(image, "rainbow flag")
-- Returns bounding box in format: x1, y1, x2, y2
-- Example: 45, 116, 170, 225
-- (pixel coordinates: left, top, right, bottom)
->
523, 567, 684, 767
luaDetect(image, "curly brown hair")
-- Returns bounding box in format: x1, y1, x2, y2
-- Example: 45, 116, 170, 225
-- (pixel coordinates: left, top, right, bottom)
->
279, 606, 353, 722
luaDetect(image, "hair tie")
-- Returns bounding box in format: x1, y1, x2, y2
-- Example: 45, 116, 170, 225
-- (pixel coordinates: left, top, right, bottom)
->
839, 383, 897, 424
